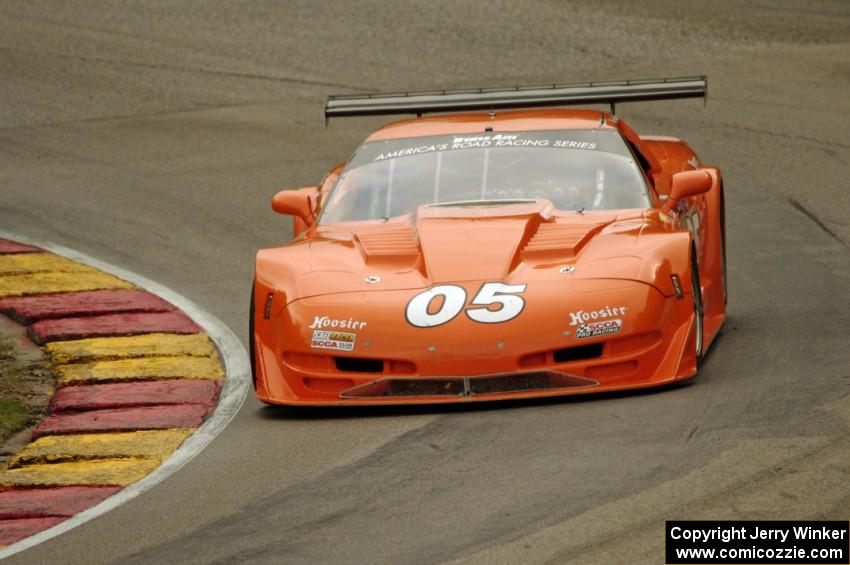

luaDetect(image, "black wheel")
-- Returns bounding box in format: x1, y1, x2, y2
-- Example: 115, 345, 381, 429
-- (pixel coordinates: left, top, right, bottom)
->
691, 250, 704, 369
719, 188, 728, 305
249, 285, 257, 390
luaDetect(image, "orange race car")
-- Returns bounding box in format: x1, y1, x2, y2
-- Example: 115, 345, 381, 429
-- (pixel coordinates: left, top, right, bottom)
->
251, 77, 726, 405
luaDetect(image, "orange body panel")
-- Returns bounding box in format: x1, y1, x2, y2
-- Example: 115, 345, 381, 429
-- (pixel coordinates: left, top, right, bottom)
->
253, 109, 726, 405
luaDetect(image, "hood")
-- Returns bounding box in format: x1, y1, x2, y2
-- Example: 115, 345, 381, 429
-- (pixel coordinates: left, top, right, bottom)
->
256, 203, 686, 306
354, 212, 614, 282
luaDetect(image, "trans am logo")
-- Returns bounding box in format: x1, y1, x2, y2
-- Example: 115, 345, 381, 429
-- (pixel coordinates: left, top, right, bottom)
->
575, 319, 622, 339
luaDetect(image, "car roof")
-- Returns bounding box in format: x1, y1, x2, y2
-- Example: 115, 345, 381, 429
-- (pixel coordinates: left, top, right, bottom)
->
365, 108, 613, 141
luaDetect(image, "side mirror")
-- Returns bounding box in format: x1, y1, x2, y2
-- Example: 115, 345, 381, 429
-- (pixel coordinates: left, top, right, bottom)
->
271, 187, 317, 234
662, 170, 712, 214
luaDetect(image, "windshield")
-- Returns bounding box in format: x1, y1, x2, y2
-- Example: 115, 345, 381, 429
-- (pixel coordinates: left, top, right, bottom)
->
320, 129, 650, 224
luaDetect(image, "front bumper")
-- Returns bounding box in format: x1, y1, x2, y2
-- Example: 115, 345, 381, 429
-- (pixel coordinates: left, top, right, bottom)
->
253, 279, 699, 406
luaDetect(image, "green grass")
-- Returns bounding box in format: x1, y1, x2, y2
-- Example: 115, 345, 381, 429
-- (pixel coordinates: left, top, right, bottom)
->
0, 337, 25, 392
0, 339, 13, 359
0, 397, 30, 443
0, 335, 43, 443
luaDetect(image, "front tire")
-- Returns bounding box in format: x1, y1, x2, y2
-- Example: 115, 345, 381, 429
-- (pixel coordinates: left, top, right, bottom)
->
249, 285, 257, 390
719, 187, 728, 306
691, 251, 704, 370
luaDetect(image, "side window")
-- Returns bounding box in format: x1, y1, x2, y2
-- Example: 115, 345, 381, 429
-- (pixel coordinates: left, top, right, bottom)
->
624, 139, 659, 204
317, 170, 340, 212
626, 140, 653, 177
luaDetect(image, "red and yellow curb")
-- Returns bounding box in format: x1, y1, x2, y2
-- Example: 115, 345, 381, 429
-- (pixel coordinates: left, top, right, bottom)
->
0, 239, 225, 547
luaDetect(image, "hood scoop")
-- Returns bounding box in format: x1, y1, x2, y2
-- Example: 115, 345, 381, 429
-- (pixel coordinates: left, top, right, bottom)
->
522, 219, 612, 260
354, 226, 420, 265
417, 218, 532, 281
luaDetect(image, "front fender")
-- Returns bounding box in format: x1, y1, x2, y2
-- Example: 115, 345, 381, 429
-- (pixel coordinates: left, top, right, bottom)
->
574, 229, 693, 297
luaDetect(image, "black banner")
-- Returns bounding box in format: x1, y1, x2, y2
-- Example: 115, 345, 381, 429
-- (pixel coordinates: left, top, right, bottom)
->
666, 521, 849, 564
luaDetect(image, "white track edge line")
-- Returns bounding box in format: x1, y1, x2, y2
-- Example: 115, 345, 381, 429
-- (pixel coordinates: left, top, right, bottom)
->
0, 231, 250, 560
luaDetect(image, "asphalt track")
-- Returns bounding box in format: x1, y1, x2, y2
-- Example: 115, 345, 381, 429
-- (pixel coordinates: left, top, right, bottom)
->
1, 1, 849, 563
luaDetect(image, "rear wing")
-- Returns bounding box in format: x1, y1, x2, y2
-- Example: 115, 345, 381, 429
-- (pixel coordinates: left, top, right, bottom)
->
325, 76, 706, 119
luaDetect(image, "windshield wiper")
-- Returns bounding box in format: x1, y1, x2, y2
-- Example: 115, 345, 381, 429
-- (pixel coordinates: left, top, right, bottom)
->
426, 198, 538, 208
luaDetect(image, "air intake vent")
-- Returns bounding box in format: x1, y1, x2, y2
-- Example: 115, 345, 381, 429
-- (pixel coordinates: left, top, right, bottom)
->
553, 343, 603, 363
335, 357, 384, 373
354, 227, 419, 261
522, 220, 610, 258
339, 371, 598, 398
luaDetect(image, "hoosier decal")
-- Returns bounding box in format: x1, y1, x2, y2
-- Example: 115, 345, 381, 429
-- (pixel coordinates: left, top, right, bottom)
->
569, 305, 627, 326
309, 316, 367, 330
311, 330, 357, 352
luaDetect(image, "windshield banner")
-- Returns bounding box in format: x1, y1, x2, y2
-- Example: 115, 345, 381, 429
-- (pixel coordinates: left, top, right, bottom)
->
353, 130, 628, 166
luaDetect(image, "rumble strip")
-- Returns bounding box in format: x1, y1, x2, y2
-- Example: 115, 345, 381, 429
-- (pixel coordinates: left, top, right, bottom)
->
0, 237, 248, 554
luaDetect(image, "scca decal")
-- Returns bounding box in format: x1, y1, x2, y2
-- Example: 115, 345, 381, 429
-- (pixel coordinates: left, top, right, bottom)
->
576, 319, 622, 339
405, 283, 527, 328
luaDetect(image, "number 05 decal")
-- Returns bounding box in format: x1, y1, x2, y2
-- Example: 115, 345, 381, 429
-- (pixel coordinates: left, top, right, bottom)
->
405, 283, 527, 328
